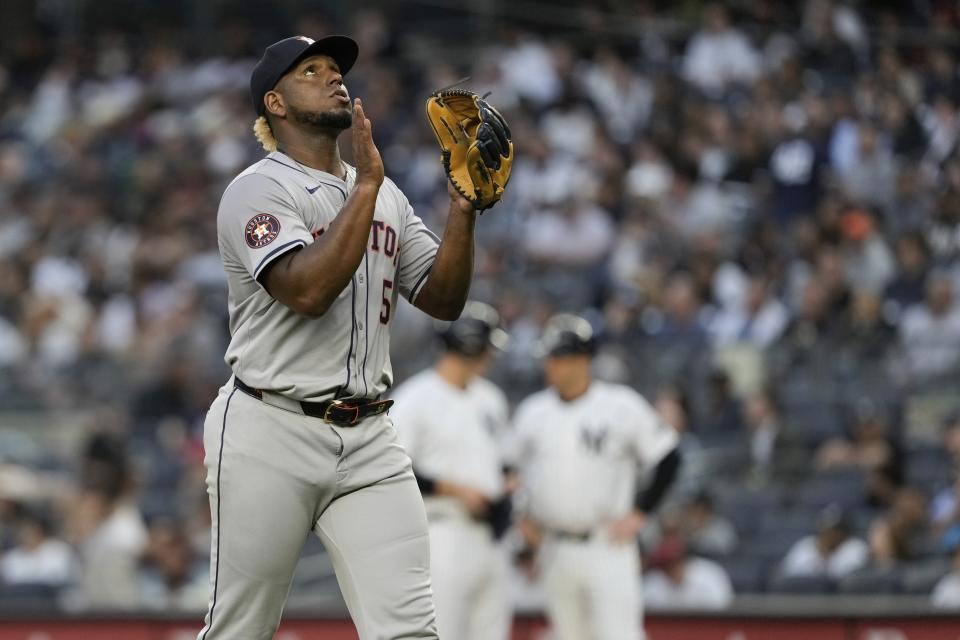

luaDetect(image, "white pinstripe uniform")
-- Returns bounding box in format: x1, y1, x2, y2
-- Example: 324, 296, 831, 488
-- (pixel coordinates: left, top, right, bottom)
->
198, 150, 442, 639
513, 381, 678, 640
391, 370, 512, 640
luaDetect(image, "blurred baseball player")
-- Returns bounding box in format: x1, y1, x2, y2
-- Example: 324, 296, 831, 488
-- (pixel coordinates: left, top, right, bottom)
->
513, 314, 682, 640
197, 34, 509, 640
390, 301, 513, 640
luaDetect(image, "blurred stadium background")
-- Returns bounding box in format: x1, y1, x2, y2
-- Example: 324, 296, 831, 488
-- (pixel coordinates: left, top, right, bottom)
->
1, 0, 960, 638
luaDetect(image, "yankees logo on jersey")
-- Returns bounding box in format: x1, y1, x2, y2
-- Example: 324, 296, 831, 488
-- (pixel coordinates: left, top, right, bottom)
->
580, 422, 610, 454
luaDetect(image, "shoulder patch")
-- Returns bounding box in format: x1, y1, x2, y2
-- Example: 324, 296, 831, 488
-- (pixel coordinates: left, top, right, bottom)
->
245, 213, 281, 248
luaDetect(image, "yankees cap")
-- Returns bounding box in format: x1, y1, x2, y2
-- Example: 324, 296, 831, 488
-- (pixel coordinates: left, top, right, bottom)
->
250, 35, 359, 116
436, 301, 509, 357
535, 313, 597, 358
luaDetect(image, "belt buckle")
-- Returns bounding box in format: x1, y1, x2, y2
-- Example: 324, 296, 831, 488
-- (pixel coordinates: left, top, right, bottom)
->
323, 400, 361, 426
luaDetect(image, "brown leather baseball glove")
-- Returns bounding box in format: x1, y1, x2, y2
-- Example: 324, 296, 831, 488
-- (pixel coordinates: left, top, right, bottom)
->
425, 88, 513, 211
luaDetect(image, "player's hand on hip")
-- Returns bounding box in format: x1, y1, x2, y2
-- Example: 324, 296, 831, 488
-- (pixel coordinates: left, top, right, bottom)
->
516, 545, 540, 581
608, 510, 646, 544
518, 517, 543, 549
352, 98, 384, 187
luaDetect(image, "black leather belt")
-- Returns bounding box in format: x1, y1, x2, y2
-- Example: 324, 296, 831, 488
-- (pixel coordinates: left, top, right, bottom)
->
234, 378, 393, 427
548, 529, 593, 543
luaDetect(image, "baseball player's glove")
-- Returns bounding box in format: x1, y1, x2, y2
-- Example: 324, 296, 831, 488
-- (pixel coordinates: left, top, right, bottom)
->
425, 88, 513, 211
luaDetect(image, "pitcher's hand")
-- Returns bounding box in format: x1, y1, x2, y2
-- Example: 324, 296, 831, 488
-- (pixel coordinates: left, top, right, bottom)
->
352, 99, 383, 187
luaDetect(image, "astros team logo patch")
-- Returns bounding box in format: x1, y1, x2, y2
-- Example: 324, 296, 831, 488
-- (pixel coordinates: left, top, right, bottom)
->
245, 213, 281, 248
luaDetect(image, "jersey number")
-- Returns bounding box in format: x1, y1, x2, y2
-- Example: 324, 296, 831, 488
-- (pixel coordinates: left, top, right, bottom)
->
380, 279, 393, 324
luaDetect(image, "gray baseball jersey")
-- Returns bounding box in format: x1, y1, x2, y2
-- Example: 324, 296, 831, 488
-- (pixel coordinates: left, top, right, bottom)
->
217, 150, 440, 400
198, 150, 443, 640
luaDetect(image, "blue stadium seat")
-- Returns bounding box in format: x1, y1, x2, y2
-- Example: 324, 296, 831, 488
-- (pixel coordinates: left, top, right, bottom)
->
758, 507, 818, 534
899, 558, 952, 594
794, 470, 867, 510
838, 566, 902, 594
783, 403, 846, 446
0, 583, 61, 609
740, 531, 805, 563
767, 573, 835, 594
717, 556, 767, 593
717, 486, 786, 536
905, 444, 952, 493
850, 507, 883, 537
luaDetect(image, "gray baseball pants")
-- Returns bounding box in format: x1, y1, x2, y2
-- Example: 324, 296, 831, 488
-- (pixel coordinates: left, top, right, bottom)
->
196, 378, 439, 640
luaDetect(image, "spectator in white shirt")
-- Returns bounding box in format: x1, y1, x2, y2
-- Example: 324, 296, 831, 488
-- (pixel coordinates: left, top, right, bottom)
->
642, 491, 739, 563
709, 272, 790, 348
643, 535, 733, 610
0, 508, 74, 589
582, 50, 654, 145
677, 492, 739, 557
540, 94, 599, 160
931, 544, 960, 608
138, 520, 209, 611
682, 4, 761, 96
65, 439, 149, 609
779, 504, 869, 581
524, 199, 615, 269
497, 33, 562, 108
899, 272, 960, 382
839, 208, 896, 295
69, 482, 149, 609
660, 164, 735, 241
837, 123, 897, 214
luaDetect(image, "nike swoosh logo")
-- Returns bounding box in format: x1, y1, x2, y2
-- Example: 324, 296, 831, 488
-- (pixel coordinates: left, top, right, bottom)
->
306, 185, 322, 194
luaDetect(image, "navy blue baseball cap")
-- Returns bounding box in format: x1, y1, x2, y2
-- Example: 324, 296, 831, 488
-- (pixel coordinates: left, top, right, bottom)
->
250, 35, 359, 116
535, 313, 597, 358
436, 301, 509, 357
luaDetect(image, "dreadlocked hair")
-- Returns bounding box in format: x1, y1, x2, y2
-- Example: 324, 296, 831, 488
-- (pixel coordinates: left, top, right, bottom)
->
253, 115, 278, 152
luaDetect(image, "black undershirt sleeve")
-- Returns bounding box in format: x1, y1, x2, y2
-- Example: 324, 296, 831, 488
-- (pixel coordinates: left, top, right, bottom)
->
414, 470, 437, 495
635, 448, 681, 513
413, 470, 509, 538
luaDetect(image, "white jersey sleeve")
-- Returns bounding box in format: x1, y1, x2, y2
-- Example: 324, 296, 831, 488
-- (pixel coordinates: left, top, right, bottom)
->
624, 388, 679, 468
218, 172, 314, 282
396, 197, 440, 303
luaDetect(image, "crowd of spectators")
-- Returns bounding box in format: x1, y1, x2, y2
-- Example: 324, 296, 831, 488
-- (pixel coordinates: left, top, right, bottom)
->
2, 0, 960, 612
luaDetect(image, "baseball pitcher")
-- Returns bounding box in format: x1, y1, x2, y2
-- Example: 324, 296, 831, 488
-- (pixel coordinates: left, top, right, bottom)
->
197, 34, 512, 640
